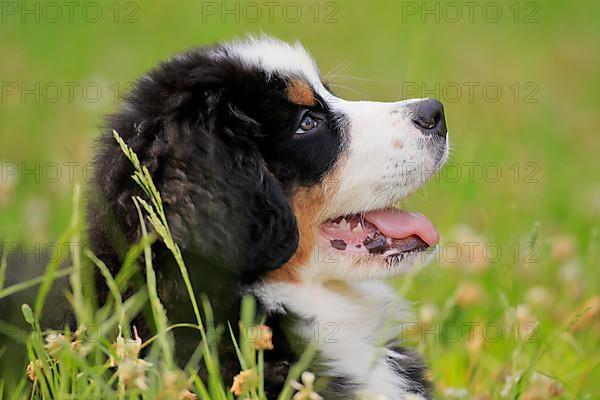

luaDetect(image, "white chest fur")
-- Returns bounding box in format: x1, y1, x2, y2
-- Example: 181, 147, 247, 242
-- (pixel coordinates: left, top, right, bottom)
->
253, 280, 421, 398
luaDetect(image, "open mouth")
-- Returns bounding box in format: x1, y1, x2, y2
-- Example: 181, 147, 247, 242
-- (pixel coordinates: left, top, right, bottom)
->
319, 209, 439, 257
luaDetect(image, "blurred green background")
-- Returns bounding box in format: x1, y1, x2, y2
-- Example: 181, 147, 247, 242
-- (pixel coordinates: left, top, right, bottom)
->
1, 0, 599, 397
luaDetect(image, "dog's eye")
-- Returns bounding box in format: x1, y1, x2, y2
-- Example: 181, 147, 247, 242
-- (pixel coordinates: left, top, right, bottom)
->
296, 113, 320, 134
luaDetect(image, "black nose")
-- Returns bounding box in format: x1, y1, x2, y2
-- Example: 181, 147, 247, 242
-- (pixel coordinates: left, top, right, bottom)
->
410, 99, 447, 138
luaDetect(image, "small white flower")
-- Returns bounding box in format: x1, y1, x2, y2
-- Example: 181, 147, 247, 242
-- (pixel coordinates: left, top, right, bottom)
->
291, 371, 323, 400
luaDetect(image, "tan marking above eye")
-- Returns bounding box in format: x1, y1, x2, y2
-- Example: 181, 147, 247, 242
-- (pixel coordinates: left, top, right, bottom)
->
287, 79, 317, 107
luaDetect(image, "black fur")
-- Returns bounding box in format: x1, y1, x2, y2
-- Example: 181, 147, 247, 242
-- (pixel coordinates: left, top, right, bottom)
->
88, 44, 344, 393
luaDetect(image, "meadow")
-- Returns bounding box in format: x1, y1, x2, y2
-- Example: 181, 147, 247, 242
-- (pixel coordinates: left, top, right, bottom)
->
1, 0, 599, 398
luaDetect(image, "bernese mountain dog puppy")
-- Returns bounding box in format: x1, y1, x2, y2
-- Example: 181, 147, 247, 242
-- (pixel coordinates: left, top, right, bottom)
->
88, 36, 449, 399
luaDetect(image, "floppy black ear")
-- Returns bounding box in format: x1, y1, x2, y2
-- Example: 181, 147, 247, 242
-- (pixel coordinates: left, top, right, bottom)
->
241, 160, 300, 275
88, 79, 299, 281
159, 97, 300, 278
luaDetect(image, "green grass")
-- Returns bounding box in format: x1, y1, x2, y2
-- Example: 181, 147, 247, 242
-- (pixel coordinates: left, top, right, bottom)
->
1, 0, 599, 398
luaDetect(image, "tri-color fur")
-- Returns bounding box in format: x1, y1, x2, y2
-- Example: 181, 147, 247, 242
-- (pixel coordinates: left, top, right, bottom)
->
88, 36, 449, 399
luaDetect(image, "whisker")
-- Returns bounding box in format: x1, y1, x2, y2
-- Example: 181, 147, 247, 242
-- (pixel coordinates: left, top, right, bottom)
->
324, 59, 355, 80
328, 83, 368, 98
329, 74, 385, 83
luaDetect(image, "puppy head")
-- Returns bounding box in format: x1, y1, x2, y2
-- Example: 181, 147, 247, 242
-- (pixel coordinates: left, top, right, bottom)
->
88, 36, 448, 284
222, 37, 449, 282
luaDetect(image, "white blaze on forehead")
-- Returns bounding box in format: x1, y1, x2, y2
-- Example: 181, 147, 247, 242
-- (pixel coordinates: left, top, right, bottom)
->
224, 36, 322, 84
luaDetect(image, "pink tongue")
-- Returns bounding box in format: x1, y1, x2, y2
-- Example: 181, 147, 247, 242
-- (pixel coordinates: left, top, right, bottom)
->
364, 209, 440, 246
